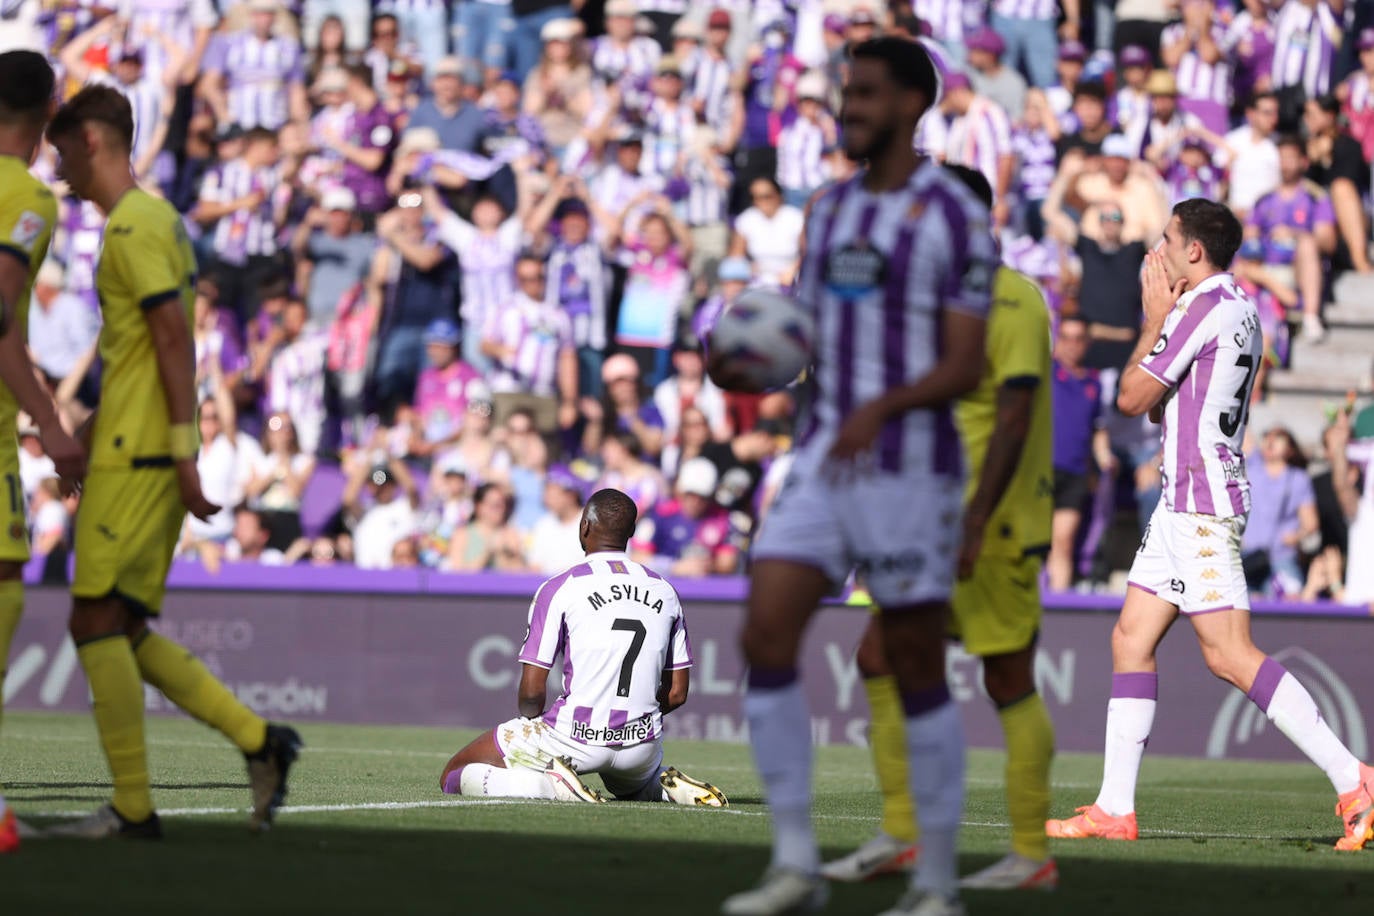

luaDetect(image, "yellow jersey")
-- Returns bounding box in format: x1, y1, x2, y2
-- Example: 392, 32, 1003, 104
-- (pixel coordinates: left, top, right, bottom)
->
91, 189, 196, 470
954, 266, 1053, 559
0, 155, 57, 428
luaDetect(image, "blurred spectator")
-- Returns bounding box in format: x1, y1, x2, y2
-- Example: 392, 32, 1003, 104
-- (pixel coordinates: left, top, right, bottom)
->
445, 481, 525, 571
729, 176, 801, 287
587, 354, 666, 459
1232, 238, 1296, 401
391, 536, 422, 568
1224, 91, 1281, 221
443, 397, 503, 486
690, 8, 734, 132
700, 421, 776, 522
1045, 39, 1086, 121
29, 477, 71, 558
409, 56, 485, 152
202, 0, 307, 130
344, 452, 420, 570
1044, 135, 1168, 246
331, 63, 398, 218
369, 195, 459, 414
16, 424, 53, 504
1226, 0, 1277, 107
988, 0, 1067, 89
305, 15, 358, 82
419, 455, 473, 566
1049, 317, 1108, 591
412, 319, 487, 458
1067, 203, 1146, 371
453, 0, 513, 80
592, 0, 661, 119
1057, 80, 1111, 158
292, 187, 375, 326
362, 12, 422, 91
511, 0, 577, 81
1270, 0, 1340, 131
522, 17, 591, 157
245, 412, 315, 551
481, 253, 577, 434
182, 386, 244, 569
497, 407, 550, 530
28, 260, 100, 407
967, 26, 1027, 121
526, 463, 587, 573
225, 506, 289, 565
633, 456, 738, 577
940, 72, 1014, 224
661, 403, 712, 482
1161, 0, 1230, 135
643, 55, 695, 181
654, 341, 730, 448
1303, 93, 1373, 276
777, 72, 836, 209
324, 277, 376, 448
266, 299, 329, 455
1242, 427, 1319, 596
1130, 70, 1198, 169
1112, 45, 1154, 139
1342, 405, 1374, 603
1338, 29, 1374, 162
1305, 410, 1360, 600
614, 199, 692, 383
596, 431, 667, 517
1012, 89, 1059, 239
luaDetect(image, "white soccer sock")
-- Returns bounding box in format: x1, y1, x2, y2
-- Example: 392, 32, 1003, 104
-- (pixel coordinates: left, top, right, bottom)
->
1249, 659, 1361, 795
744, 673, 818, 874
1094, 672, 1157, 817
903, 688, 964, 900
457, 763, 557, 799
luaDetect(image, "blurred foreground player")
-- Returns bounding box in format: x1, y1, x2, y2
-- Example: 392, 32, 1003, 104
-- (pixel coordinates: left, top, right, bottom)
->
0, 50, 89, 852
824, 165, 1057, 891
715, 37, 997, 916
45, 86, 302, 839
439, 488, 727, 807
1046, 200, 1374, 851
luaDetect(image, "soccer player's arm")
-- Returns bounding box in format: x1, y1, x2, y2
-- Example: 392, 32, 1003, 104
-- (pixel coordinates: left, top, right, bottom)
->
659, 597, 692, 714
1118, 305, 1199, 418
515, 579, 566, 718
959, 278, 1048, 577
113, 214, 215, 518
0, 197, 84, 479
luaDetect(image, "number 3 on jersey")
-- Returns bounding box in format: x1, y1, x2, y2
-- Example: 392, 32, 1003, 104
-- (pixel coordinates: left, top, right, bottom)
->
1219, 354, 1257, 438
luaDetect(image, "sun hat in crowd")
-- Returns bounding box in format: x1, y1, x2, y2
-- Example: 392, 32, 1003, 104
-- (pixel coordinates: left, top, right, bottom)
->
433, 56, 463, 79
423, 318, 461, 346
605, 0, 636, 18
397, 126, 441, 155
677, 458, 719, 499
1146, 69, 1178, 96
321, 187, 357, 212
966, 27, 1005, 57
247, 0, 278, 13
601, 353, 640, 385
1359, 28, 1374, 51
795, 71, 828, 102
657, 55, 684, 77
672, 17, 704, 41
1058, 40, 1087, 62
1119, 45, 1152, 68
717, 257, 752, 282
942, 71, 971, 93
312, 67, 347, 94
708, 8, 732, 30
540, 17, 579, 42
1101, 133, 1135, 159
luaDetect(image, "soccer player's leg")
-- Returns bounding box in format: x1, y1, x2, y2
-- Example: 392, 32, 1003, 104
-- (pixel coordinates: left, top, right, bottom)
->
444, 718, 604, 802
820, 614, 919, 883
953, 553, 1057, 891
0, 440, 29, 790
723, 454, 844, 916
1180, 520, 1373, 850
1047, 509, 1178, 839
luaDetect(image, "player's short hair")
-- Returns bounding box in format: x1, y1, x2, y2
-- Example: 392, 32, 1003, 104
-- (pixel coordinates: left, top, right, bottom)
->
941, 163, 994, 210
584, 488, 638, 546
1275, 133, 1305, 155
1172, 198, 1243, 270
0, 51, 55, 124
848, 37, 938, 108
47, 85, 134, 151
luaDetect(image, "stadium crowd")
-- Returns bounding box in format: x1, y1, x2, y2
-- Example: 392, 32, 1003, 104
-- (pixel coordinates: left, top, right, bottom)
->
2, 0, 1371, 601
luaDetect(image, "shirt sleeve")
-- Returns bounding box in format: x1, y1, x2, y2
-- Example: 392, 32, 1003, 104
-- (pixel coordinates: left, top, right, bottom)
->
103, 207, 186, 311
0, 186, 55, 269
203, 33, 227, 74
990, 272, 1050, 389
1291, 469, 1317, 509
517, 577, 567, 668
938, 186, 997, 320
1138, 305, 1209, 387
665, 596, 693, 670
435, 212, 475, 253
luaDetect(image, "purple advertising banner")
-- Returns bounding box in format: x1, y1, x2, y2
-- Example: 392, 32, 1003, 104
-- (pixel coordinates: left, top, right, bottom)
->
5, 583, 1370, 763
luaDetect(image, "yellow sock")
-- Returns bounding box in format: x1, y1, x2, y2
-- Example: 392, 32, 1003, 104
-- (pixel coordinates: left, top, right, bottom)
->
133, 631, 267, 754
999, 692, 1055, 861
0, 579, 22, 741
865, 675, 918, 843
77, 635, 152, 822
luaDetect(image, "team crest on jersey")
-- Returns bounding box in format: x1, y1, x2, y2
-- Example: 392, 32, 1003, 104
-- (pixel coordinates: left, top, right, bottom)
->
964, 258, 993, 294
8, 522, 24, 542
370, 124, 393, 147
1150, 333, 1169, 356
10, 210, 46, 250
825, 242, 886, 298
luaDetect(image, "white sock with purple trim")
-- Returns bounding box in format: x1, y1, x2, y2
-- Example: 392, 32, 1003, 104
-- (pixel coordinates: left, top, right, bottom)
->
1094, 672, 1157, 817
446, 764, 556, 799
1248, 657, 1361, 795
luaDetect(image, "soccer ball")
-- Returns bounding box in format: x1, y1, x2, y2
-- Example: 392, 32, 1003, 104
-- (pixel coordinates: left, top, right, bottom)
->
706, 289, 815, 392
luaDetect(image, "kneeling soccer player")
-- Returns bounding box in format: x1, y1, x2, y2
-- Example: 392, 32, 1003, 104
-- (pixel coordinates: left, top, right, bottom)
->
440, 488, 727, 806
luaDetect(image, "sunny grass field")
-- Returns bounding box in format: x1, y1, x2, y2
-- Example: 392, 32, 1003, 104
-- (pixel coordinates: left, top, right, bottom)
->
0, 712, 1369, 915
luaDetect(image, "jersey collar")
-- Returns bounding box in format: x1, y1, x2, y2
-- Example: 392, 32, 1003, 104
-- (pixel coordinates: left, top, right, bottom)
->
1176, 271, 1232, 313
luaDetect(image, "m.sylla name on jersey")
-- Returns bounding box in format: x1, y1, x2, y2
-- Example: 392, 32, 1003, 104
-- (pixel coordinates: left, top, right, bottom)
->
571, 712, 654, 744
587, 584, 666, 614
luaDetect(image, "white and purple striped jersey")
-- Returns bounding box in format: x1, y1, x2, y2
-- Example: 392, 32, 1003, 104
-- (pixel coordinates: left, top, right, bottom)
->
992, 0, 1058, 20
682, 150, 731, 227
591, 35, 661, 116
1343, 70, 1374, 113
545, 240, 608, 349
777, 116, 829, 193
1271, 0, 1339, 97
1162, 23, 1232, 106
794, 160, 997, 475
913, 0, 967, 46
944, 97, 1012, 197
690, 51, 734, 132
520, 552, 691, 747
1137, 273, 1261, 518
117, 0, 217, 82
267, 330, 328, 455
89, 71, 167, 166
642, 99, 696, 178
204, 30, 304, 130
435, 213, 523, 328
484, 291, 575, 398
200, 159, 281, 266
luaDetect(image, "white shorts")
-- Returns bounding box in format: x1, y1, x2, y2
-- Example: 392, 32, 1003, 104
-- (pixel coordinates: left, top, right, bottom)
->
1127, 502, 1250, 615
751, 439, 962, 607
493, 717, 664, 799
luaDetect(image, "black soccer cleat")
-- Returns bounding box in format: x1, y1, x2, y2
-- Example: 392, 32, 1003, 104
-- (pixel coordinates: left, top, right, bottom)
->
245, 724, 303, 832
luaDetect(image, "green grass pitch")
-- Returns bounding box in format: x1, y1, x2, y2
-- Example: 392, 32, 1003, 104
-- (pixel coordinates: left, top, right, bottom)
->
1, 712, 1368, 915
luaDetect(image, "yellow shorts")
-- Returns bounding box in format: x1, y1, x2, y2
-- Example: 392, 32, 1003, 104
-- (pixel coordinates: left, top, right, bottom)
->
73, 467, 184, 615
949, 551, 1044, 657
0, 439, 28, 564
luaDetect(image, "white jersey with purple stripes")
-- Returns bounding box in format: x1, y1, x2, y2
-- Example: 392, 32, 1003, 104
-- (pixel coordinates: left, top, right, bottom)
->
518, 552, 692, 749
1138, 272, 1261, 519
793, 158, 997, 475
